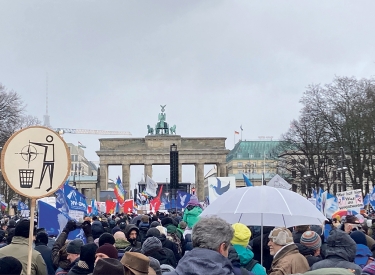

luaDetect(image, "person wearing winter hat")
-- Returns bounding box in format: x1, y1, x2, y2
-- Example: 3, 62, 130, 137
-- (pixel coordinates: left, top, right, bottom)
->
98, 232, 115, 247
68, 243, 97, 275
52, 220, 94, 274
148, 256, 162, 275
311, 229, 362, 275
141, 237, 177, 268
229, 223, 266, 275
147, 227, 181, 263
95, 243, 119, 263
120, 251, 156, 275
150, 221, 160, 228
0, 256, 23, 275
66, 239, 84, 262
268, 227, 309, 275
0, 219, 47, 275
182, 195, 202, 229
114, 230, 133, 259
125, 224, 141, 249
296, 231, 323, 267
93, 258, 125, 275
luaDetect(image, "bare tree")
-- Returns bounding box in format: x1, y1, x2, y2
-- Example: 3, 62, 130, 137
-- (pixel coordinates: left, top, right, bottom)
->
280, 76, 375, 194
0, 83, 41, 211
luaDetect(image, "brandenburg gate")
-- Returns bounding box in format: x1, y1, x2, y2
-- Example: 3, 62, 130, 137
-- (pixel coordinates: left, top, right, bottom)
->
96, 106, 229, 201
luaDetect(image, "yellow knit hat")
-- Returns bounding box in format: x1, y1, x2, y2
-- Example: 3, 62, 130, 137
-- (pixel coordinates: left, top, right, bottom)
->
231, 223, 251, 247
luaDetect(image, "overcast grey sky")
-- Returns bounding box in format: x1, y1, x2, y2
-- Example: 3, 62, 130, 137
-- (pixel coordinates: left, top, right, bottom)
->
1, 1, 375, 187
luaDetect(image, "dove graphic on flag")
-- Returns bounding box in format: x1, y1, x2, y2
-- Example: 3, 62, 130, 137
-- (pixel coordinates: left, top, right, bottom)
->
177, 191, 191, 208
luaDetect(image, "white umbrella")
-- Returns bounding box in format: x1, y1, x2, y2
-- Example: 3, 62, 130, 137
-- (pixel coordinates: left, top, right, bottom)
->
201, 185, 327, 264
201, 185, 326, 227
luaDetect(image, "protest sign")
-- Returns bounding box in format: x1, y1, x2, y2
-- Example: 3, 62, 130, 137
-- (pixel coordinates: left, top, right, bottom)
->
336, 189, 364, 210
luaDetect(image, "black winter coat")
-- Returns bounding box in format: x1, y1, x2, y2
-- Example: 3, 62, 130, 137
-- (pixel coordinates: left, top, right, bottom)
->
249, 227, 274, 272
35, 243, 56, 275
296, 243, 322, 267
144, 247, 177, 268
159, 235, 181, 262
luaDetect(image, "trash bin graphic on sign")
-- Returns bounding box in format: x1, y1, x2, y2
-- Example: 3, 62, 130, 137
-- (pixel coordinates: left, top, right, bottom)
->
16, 135, 55, 192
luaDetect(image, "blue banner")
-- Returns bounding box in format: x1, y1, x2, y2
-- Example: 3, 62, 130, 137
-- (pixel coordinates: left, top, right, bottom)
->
38, 201, 86, 243
316, 188, 323, 212
177, 191, 192, 208
55, 188, 69, 215
18, 201, 29, 211
64, 184, 88, 214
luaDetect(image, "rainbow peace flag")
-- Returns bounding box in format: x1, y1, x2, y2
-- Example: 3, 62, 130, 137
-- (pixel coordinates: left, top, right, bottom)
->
114, 176, 126, 205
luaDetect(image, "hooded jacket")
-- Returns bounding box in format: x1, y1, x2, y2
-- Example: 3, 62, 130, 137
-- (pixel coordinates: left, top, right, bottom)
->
124, 224, 141, 248
231, 245, 266, 275
182, 206, 202, 229
229, 245, 265, 275
142, 237, 177, 268
295, 243, 322, 267
269, 243, 309, 275
91, 221, 104, 240
228, 246, 254, 275
147, 228, 181, 262
311, 230, 362, 275
164, 247, 234, 275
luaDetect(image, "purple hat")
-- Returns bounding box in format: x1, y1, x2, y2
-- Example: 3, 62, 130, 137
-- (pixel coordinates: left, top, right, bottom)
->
187, 195, 200, 207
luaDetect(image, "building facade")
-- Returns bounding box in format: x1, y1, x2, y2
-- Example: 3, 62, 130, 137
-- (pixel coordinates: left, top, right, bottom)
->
227, 140, 281, 186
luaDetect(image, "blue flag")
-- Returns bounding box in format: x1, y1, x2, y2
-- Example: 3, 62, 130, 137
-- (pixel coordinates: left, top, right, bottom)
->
316, 188, 323, 212
324, 192, 338, 218
37, 201, 86, 243
91, 199, 98, 216
312, 188, 317, 199
64, 184, 88, 214
17, 201, 29, 211
243, 174, 253, 187
370, 188, 375, 210
115, 202, 120, 214
364, 194, 370, 207
177, 191, 192, 208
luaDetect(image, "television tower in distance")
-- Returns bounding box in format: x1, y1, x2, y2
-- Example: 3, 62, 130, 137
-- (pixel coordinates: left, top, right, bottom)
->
43, 73, 51, 128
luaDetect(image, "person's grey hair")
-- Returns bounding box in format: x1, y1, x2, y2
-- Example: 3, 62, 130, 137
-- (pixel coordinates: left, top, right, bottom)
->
192, 216, 234, 251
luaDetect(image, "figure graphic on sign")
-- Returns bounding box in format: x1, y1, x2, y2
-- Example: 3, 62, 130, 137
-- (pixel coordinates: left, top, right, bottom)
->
30, 135, 55, 192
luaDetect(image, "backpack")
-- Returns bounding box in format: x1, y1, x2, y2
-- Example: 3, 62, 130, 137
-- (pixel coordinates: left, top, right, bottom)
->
167, 232, 182, 255
244, 259, 259, 272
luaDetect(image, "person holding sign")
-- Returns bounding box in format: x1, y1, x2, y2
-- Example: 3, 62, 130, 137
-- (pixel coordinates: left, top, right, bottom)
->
0, 219, 47, 275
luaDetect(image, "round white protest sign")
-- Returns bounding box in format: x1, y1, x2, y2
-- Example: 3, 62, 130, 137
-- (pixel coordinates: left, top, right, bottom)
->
0, 126, 71, 199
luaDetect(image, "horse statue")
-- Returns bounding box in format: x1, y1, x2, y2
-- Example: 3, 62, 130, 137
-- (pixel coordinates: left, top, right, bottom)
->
170, 125, 176, 135
147, 125, 154, 135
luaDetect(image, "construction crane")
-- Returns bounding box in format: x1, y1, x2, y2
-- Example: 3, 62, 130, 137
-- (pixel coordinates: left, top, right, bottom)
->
54, 128, 132, 136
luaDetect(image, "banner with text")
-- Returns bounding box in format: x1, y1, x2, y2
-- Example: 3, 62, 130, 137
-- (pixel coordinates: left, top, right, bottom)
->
336, 189, 364, 210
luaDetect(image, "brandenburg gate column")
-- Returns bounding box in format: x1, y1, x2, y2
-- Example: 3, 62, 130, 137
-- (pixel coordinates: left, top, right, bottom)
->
144, 164, 153, 179
122, 164, 131, 199
195, 163, 204, 201
218, 163, 227, 177
99, 164, 108, 191
178, 163, 182, 183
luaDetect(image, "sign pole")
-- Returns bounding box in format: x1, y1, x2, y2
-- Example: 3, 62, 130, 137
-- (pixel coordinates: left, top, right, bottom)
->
27, 199, 36, 275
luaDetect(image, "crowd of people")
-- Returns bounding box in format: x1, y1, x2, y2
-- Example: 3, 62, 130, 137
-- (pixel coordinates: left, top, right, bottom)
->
0, 195, 375, 275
